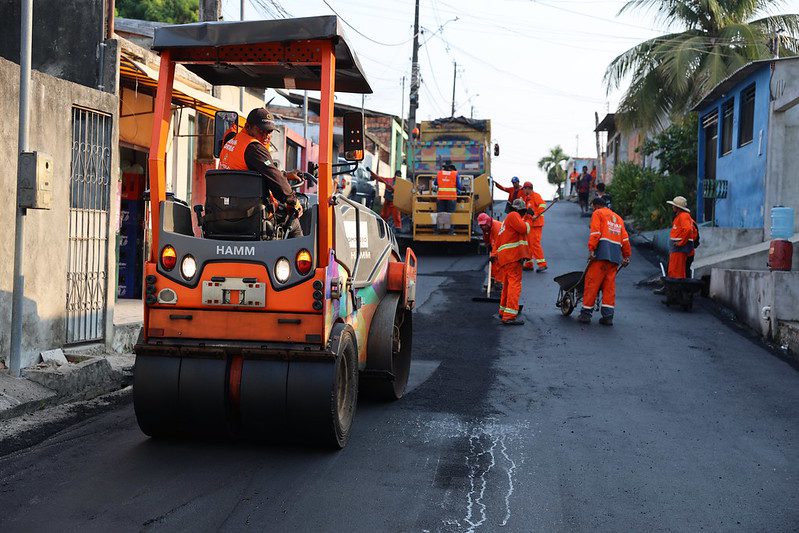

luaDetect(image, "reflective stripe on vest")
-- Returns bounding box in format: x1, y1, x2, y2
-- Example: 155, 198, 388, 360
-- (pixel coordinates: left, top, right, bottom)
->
437, 170, 458, 200
497, 240, 528, 252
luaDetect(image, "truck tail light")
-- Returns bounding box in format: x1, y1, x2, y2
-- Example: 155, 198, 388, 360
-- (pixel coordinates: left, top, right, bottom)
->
161, 245, 177, 270
296, 249, 313, 275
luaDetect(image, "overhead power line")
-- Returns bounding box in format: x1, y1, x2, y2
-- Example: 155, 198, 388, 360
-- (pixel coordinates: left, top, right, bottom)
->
322, 0, 417, 47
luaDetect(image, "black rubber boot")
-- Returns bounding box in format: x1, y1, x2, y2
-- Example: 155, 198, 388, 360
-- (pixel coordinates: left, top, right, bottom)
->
599, 316, 614, 326
501, 318, 525, 326
578, 312, 591, 324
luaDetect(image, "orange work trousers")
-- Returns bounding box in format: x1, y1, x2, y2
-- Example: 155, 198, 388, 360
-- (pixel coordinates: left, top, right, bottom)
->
381, 200, 402, 228
523, 227, 547, 270
582, 259, 617, 317
497, 261, 523, 321
668, 252, 688, 278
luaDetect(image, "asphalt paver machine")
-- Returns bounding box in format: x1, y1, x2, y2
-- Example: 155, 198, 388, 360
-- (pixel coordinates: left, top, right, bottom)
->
134, 16, 417, 448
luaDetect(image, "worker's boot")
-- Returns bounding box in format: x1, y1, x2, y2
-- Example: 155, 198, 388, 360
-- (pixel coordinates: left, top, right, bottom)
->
536, 266, 548, 273
578, 311, 591, 324
653, 286, 666, 295
599, 315, 613, 326
501, 318, 525, 326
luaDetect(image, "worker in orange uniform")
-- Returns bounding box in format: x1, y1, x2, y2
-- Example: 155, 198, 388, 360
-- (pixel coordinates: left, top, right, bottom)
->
666, 196, 696, 278
492, 199, 532, 325
370, 169, 403, 230
219, 108, 304, 237
496, 176, 523, 214
434, 162, 460, 234
520, 181, 548, 272
478, 212, 503, 285
579, 197, 631, 325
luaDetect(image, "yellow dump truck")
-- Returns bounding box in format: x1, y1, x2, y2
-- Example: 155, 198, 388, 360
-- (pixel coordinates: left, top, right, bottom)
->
393, 117, 494, 243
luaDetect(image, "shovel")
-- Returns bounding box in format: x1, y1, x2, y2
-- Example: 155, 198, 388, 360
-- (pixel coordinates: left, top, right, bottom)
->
472, 260, 500, 303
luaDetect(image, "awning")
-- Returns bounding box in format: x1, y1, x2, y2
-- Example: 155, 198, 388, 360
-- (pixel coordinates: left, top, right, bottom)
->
120, 55, 235, 118
151, 16, 372, 94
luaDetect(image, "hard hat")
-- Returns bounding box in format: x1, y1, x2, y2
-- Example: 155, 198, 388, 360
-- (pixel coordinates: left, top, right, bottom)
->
511, 176, 519, 183
591, 196, 607, 207
511, 198, 526, 210
522, 181, 533, 189
477, 213, 492, 226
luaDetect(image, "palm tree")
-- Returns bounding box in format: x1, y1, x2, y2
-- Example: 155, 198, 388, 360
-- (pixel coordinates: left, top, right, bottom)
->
605, 0, 799, 131
538, 146, 569, 197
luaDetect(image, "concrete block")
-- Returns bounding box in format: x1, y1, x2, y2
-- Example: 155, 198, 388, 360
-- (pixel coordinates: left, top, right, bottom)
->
709, 269, 774, 338
21, 356, 120, 401
40, 348, 68, 366
110, 323, 142, 354
0, 372, 57, 422
777, 321, 799, 358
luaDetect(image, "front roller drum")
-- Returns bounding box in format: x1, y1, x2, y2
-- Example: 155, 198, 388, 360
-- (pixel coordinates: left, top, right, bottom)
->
237, 324, 358, 449
134, 354, 181, 438
287, 324, 358, 448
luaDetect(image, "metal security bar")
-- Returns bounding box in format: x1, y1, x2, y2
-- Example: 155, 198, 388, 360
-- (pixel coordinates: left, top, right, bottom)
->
66, 108, 112, 344
702, 179, 729, 199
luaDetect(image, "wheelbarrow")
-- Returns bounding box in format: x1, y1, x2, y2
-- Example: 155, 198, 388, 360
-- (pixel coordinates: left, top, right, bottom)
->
661, 277, 704, 311
554, 259, 625, 316
554, 270, 586, 316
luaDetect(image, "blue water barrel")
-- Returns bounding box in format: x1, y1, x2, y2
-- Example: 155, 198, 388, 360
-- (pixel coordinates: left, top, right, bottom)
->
771, 206, 795, 240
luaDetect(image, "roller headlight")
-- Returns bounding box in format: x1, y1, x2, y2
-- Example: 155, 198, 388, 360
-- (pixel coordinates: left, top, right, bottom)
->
275, 257, 291, 283
180, 255, 197, 280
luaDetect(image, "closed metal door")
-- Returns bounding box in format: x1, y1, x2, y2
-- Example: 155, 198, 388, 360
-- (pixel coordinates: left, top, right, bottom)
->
66, 107, 112, 344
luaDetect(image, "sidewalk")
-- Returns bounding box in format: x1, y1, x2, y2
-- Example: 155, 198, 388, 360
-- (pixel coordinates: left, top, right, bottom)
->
0, 350, 134, 424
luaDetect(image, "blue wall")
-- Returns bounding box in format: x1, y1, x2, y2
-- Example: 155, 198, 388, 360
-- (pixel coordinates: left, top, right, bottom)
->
697, 65, 771, 228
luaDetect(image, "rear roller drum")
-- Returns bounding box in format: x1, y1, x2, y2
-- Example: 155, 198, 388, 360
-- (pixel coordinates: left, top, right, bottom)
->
362, 294, 413, 401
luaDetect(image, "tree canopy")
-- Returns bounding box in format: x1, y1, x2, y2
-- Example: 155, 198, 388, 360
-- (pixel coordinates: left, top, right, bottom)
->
605, 0, 799, 132
537, 146, 570, 192
116, 0, 198, 25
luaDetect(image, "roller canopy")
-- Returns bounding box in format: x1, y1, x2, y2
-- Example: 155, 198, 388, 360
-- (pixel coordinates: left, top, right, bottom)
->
151, 16, 372, 94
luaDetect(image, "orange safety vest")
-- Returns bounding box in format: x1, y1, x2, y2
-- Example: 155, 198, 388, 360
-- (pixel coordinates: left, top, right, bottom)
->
219, 130, 263, 170
524, 191, 547, 227
436, 170, 458, 200
670, 210, 695, 254
495, 211, 531, 266
588, 207, 631, 264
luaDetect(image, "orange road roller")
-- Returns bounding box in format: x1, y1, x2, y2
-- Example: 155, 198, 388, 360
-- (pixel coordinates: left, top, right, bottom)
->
134, 16, 417, 448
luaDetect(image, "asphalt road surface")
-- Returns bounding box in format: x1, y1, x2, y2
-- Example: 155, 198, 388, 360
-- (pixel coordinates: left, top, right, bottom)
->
2, 202, 797, 532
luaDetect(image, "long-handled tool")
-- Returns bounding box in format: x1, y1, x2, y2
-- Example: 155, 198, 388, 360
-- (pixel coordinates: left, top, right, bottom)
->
472, 260, 499, 302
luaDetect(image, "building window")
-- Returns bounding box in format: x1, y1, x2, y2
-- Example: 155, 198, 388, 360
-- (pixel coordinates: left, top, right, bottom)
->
720, 99, 734, 155
738, 84, 755, 147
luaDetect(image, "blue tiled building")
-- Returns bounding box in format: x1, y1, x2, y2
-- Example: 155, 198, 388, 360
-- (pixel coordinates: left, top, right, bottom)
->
694, 57, 799, 234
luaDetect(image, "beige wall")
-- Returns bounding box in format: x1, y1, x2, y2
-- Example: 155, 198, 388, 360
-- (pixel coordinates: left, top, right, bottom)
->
0, 57, 118, 366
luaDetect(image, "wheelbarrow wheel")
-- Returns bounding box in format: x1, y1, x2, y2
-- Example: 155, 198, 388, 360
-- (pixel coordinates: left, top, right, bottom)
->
560, 293, 575, 316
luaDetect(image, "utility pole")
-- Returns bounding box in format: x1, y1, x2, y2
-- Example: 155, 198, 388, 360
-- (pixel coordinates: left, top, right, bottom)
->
407, 0, 420, 136
199, 0, 221, 20
450, 61, 457, 117
10, 0, 33, 377
400, 75, 405, 129
594, 111, 602, 181
407, 0, 420, 173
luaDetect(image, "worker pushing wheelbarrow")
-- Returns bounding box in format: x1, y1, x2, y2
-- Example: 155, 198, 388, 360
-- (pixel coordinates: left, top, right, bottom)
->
554, 197, 632, 325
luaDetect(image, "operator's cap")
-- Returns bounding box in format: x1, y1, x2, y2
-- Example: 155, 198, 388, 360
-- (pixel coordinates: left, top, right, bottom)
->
477, 213, 492, 226
511, 176, 520, 183
246, 107, 277, 133
591, 196, 607, 207
522, 181, 533, 189
511, 198, 526, 210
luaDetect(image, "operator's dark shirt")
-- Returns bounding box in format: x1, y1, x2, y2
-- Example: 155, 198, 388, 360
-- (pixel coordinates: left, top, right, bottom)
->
243, 142, 296, 205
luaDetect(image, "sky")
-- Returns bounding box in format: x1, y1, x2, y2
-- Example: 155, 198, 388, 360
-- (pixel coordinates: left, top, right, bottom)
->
222, 0, 799, 195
